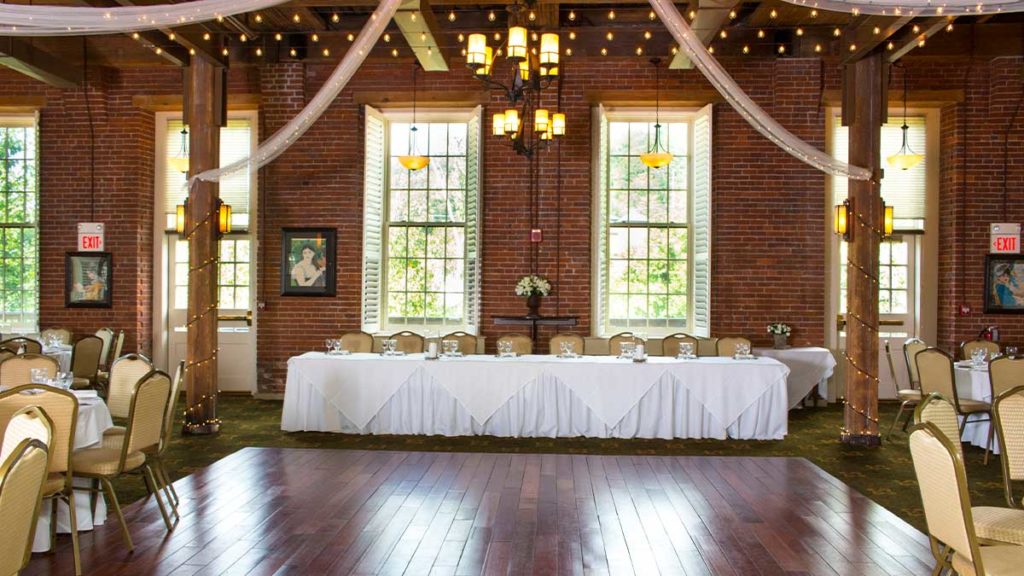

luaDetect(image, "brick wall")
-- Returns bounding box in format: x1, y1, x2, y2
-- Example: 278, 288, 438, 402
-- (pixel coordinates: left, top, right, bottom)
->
0, 54, 1016, 393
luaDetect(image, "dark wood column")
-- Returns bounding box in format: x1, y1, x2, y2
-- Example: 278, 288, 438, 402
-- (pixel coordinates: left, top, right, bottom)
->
841, 52, 886, 446
183, 56, 222, 434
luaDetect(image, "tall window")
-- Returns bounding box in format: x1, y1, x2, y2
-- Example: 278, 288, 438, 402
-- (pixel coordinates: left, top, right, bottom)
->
362, 107, 481, 333
594, 106, 712, 336
0, 116, 38, 332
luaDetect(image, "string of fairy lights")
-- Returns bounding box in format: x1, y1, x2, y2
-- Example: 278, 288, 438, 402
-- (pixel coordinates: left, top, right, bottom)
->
180, 204, 225, 432
123, 5, 959, 62
840, 199, 887, 438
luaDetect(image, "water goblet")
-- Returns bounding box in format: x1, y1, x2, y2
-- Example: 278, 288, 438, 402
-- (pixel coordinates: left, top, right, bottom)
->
620, 341, 635, 359
1007, 346, 1019, 358
972, 347, 986, 367
325, 338, 334, 353
30, 368, 45, 385
559, 341, 569, 357
385, 339, 397, 355
679, 342, 693, 359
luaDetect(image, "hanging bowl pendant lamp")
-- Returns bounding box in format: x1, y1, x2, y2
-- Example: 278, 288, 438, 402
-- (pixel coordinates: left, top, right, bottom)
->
640, 58, 673, 169
398, 64, 430, 171
169, 126, 190, 173
887, 71, 923, 171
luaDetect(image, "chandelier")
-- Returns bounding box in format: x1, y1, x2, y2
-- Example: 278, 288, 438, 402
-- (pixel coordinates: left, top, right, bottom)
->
465, 1, 565, 157
886, 71, 923, 171
398, 63, 430, 171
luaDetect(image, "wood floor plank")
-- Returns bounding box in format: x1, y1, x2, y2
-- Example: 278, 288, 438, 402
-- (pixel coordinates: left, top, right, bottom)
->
25, 448, 936, 576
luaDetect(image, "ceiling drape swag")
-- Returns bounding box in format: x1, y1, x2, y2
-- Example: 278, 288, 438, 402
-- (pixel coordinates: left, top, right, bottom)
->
647, 0, 872, 181
0, 0, 290, 35
779, 0, 1024, 16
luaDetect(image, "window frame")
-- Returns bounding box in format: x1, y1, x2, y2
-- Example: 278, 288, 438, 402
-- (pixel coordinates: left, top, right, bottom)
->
367, 107, 482, 335
0, 113, 39, 333
593, 106, 702, 338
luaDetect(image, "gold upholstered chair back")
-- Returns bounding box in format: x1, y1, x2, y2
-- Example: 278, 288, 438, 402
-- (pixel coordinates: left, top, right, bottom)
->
549, 333, 584, 355
716, 336, 752, 357
994, 386, 1024, 507
106, 354, 154, 419
340, 331, 374, 353
0, 385, 76, 477
662, 333, 699, 357
124, 371, 171, 456
608, 332, 643, 356
916, 348, 958, 401
903, 338, 927, 389
0, 438, 50, 576
71, 335, 104, 383
0, 405, 53, 465
990, 356, 1024, 398
442, 331, 479, 355
95, 328, 115, 367
913, 394, 963, 460
497, 334, 532, 355
0, 354, 57, 389
160, 362, 185, 456
388, 331, 424, 354
0, 337, 41, 355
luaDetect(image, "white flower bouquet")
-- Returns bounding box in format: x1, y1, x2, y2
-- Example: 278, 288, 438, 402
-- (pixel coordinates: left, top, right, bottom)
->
515, 274, 551, 297
767, 322, 792, 336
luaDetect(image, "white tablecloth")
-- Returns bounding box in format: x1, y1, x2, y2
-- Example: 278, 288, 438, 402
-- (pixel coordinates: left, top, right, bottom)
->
282, 353, 791, 440
32, 391, 111, 553
955, 365, 998, 455
43, 345, 73, 373
753, 347, 836, 408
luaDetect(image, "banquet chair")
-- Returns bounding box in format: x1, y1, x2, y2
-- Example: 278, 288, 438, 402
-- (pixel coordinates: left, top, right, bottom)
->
0, 438, 50, 576
155, 362, 184, 511
608, 332, 643, 357
716, 337, 752, 357
990, 356, 1024, 398
908, 422, 1024, 575
0, 405, 53, 463
339, 331, 373, 353
497, 333, 532, 355
95, 328, 114, 369
962, 339, 1001, 362
886, 338, 927, 439
40, 327, 73, 346
994, 386, 1024, 508
388, 331, 424, 354
442, 331, 479, 355
661, 333, 700, 357
1, 337, 42, 355
0, 354, 58, 389
73, 370, 174, 549
103, 354, 154, 421
96, 330, 125, 389
0, 385, 81, 575
70, 335, 104, 390
916, 347, 995, 464
549, 333, 584, 356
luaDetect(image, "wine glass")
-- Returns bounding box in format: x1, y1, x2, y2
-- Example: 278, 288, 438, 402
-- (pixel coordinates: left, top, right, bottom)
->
679, 342, 693, 358
325, 338, 334, 353
1007, 346, 1019, 359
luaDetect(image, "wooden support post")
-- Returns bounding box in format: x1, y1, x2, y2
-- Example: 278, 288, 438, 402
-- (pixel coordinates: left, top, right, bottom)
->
183, 57, 222, 435
841, 52, 886, 446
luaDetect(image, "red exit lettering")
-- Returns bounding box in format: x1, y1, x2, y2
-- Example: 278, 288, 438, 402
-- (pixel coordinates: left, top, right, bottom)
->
81, 236, 101, 250
994, 237, 1018, 252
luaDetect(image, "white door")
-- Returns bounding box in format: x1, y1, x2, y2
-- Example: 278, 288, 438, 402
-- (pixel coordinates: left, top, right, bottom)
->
835, 235, 918, 399
167, 234, 256, 393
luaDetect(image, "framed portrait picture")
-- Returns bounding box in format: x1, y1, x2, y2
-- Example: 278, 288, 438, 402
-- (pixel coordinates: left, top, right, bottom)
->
984, 254, 1024, 314
65, 252, 113, 308
281, 228, 336, 296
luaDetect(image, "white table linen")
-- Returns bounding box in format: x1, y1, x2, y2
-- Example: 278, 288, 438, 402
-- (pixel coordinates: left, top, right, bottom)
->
32, 390, 111, 553
282, 353, 791, 440
753, 347, 836, 408
43, 344, 73, 373
955, 365, 999, 455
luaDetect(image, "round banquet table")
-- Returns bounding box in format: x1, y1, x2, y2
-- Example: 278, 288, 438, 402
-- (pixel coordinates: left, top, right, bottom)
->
43, 344, 73, 373
31, 390, 112, 553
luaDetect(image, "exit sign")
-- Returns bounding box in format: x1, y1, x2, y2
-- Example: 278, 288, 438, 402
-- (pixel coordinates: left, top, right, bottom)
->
77, 223, 104, 252
991, 223, 1021, 254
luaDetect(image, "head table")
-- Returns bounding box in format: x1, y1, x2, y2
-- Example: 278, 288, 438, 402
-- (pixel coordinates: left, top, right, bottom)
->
281, 353, 791, 440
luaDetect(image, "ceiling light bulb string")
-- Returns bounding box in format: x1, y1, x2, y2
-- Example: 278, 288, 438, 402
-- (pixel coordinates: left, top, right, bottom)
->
842, 203, 883, 436
182, 352, 222, 430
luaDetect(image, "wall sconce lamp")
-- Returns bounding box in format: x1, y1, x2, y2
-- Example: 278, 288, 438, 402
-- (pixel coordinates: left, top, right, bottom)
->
882, 203, 894, 237
833, 199, 851, 241
175, 198, 232, 236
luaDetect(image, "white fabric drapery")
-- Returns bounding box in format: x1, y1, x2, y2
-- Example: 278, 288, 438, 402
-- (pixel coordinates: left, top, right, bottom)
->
780, 0, 1024, 16
648, 0, 872, 181
189, 0, 402, 189
0, 0, 289, 36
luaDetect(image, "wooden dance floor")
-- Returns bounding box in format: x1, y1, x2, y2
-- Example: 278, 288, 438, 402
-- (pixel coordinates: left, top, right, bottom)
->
25, 448, 933, 575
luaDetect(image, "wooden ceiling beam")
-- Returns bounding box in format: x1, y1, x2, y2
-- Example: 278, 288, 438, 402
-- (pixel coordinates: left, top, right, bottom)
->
887, 16, 954, 62
0, 38, 83, 89
394, 0, 448, 71
669, 0, 739, 69
842, 15, 913, 63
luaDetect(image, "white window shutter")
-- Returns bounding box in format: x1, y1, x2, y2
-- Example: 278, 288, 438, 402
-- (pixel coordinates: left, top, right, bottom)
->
691, 104, 712, 338
464, 106, 483, 331
362, 106, 387, 332
592, 105, 610, 335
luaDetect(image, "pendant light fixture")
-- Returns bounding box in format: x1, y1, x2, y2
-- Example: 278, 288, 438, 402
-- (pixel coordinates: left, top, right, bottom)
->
640, 58, 673, 169
887, 71, 923, 171
398, 63, 430, 171
169, 126, 190, 173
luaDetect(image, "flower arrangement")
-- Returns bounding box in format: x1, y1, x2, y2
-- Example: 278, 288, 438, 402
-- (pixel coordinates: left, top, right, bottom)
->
515, 274, 551, 297
767, 322, 792, 336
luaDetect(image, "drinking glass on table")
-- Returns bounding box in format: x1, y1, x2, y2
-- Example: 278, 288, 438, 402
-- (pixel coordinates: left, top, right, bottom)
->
30, 368, 46, 385
971, 347, 987, 367
324, 338, 334, 353
620, 341, 635, 359
1007, 346, 1019, 359
55, 372, 73, 390
384, 339, 397, 355
497, 340, 512, 357
678, 342, 693, 359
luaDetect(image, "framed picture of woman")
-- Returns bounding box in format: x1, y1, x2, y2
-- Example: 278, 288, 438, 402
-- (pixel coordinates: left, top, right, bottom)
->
65, 252, 113, 308
281, 228, 336, 296
984, 254, 1024, 313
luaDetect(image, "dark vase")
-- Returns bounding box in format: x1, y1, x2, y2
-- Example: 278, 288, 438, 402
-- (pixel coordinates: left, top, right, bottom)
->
526, 293, 542, 318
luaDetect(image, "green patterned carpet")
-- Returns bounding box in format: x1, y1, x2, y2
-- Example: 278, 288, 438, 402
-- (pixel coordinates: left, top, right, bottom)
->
112, 397, 1012, 532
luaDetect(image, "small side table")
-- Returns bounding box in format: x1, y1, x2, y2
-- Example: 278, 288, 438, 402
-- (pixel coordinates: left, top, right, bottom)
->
493, 315, 579, 344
